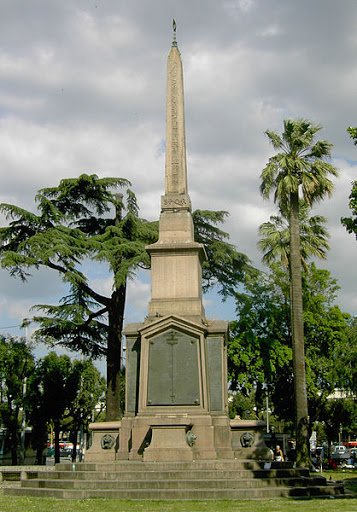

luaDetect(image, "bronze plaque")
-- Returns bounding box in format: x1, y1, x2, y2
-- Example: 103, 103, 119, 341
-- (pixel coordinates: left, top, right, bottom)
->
147, 329, 200, 406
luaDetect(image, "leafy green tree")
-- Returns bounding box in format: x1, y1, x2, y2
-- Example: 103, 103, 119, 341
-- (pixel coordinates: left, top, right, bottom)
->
1, 175, 145, 421
228, 390, 257, 420
321, 398, 357, 451
1, 174, 252, 421
301, 264, 351, 424
271, 265, 351, 430
228, 266, 292, 423
0, 336, 34, 465
260, 119, 339, 466
35, 352, 77, 463
25, 369, 49, 465
229, 267, 291, 393
192, 209, 252, 297
66, 359, 105, 461
27, 353, 106, 464
341, 127, 357, 238
331, 316, 357, 394
229, 264, 352, 446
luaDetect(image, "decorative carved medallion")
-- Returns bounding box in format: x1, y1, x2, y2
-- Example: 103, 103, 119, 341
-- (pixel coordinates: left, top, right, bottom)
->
186, 430, 197, 447
240, 431, 255, 448
101, 434, 115, 450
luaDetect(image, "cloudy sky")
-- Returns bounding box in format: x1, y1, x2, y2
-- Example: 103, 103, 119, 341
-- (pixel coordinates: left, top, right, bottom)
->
1, 0, 356, 355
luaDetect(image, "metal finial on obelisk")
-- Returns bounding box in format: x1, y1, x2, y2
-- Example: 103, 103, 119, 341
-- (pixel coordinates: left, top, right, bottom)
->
172, 18, 177, 47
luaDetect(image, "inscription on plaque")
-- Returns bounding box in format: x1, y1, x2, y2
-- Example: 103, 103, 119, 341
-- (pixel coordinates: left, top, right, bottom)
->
147, 329, 200, 406
206, 337, 223, 411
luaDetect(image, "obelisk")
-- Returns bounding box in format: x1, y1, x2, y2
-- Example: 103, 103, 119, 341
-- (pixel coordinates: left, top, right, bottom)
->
146, 21, 206, 322
119, 23, 233, 462
164, 21, 189, 199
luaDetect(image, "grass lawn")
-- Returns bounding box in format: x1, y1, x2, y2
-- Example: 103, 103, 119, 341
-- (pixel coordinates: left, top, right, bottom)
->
321, 470, 357, 494
1, 470, 356, 512
1, 491, 356, 512
0, 496, 356, 512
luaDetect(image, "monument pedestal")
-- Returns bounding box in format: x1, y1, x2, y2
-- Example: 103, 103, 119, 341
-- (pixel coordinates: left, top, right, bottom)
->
230, 419, 271, 459
143, 424, 193, 462
114, 315, 234, 462
116, 413, 232, 461
86, 421, 121, 462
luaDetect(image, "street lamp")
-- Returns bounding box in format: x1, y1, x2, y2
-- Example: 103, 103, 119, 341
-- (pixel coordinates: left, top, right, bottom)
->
262, 383, 270, 433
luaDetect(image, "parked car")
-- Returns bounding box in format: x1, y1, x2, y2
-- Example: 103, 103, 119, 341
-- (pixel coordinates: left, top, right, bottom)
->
331, 445, 349, 461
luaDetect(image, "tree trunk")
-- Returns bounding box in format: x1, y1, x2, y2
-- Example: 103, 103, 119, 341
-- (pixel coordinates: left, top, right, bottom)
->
106, 284, 126, 421
9, 422, 18, 466
33, 423, 48, 465
54, 421, 61, 464
289, 192, 310, 467
70, 429, 78, 462
35, 445, 46, 465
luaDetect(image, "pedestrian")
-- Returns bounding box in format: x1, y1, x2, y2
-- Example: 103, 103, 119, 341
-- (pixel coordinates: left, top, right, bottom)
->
274, 445, 284, 462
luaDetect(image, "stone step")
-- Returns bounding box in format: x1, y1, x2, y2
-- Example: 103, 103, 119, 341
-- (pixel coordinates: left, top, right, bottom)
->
5, 486, 291, 500
21, 476, 323, 490
6, 484, 345, 500
4, 460, 344, 500
55, 459, 269, 472
32, 468, 309, 481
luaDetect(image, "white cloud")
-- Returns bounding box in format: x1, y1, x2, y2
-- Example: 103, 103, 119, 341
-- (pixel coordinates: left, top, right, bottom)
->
126, 278, 151, 323
1, 0, 357, 342
0, 116, 163, 220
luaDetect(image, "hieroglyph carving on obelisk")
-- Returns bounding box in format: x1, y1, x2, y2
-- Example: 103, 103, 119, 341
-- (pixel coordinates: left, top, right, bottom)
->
162, 21, 191, 212
147, 20, 205, 318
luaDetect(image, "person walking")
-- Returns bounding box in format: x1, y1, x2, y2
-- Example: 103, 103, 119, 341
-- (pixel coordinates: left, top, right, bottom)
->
274, 445, 284, 462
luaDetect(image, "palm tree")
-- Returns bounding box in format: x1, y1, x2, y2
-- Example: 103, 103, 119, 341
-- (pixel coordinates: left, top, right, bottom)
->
258, 203, 330, 270
260, 119, 339, 467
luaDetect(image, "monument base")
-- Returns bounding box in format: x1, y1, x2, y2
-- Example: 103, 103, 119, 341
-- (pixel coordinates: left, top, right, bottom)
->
86, 417, 271, 462
115, 413, 233, 462
143, 424, 194, 462
230, 418, 272, 459
85, 421, 121, 462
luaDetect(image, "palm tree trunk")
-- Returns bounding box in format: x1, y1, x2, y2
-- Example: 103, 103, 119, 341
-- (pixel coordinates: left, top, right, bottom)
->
289, 192, 310, 467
